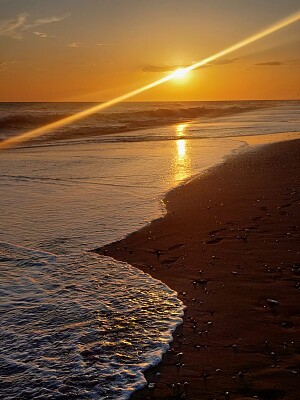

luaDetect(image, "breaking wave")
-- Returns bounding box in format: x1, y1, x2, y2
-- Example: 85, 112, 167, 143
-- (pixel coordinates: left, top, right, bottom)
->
0, 102, 263, 143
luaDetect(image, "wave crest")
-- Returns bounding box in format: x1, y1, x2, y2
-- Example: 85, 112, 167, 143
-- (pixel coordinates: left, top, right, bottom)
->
0, 104, 260, 144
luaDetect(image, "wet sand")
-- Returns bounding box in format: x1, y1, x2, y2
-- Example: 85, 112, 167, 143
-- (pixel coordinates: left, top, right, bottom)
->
96, 138, 300, 400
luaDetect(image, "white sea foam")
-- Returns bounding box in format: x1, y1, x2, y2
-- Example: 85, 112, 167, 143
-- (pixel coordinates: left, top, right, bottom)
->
0, 241, 184, 399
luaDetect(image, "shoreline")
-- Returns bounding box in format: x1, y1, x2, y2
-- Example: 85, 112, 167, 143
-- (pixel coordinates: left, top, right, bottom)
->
96, 137, 300, 399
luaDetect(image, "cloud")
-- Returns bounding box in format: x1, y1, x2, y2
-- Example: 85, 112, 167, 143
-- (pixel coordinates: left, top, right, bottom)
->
141, 64, 187, 73
140, 58, 239, 73
0, 12, 28, 39
255, 61, 283, 66
68, 42, 84, 48
33, 31, 56, 38
96, 43, 113, 46
0, 12, 70, 39
34, 14, 70, 25
209, 58, 238, 66
0, 60, 15, 71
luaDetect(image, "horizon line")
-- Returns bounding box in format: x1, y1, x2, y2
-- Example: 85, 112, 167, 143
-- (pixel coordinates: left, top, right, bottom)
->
0, 98, 299, 103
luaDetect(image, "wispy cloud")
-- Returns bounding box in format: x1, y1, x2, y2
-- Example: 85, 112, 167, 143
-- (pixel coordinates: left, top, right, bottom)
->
255, 61, 283, 66
0, 12, 28, 39
33, 31, 56, 38
210, 58, 239, 66
0, 60, 15, 71
140, 58, 239, 73
0, 12, 70, 39
254, 59, 300, 67
68, 42, 84, 48
68, 42, 111, 48
141, 64, 186, 73
34, 15, 70, 25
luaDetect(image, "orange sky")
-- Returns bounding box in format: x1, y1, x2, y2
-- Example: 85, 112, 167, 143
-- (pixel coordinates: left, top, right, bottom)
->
0, 0, 299, 101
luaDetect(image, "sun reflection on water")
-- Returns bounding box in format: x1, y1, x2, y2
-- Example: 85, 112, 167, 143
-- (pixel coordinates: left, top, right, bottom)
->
177, 139, 186, 160
176, 123, 187, 138
173, 123, 191, 183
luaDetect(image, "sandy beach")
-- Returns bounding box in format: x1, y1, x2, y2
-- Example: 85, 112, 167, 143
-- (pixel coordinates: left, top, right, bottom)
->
1, 1, 300, 398
96, 138, 300, 400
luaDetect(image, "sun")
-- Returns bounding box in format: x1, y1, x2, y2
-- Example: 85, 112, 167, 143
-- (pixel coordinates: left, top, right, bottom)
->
171, 68, 189, 80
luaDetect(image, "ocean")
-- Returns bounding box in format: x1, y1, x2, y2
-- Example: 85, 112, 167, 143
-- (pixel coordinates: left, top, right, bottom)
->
0, 101, 299, 399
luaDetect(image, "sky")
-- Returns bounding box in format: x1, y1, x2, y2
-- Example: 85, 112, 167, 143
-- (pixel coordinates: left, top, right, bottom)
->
0, 0, 299, 101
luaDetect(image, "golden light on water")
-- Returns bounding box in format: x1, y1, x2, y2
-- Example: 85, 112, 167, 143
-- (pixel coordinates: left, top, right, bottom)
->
174, 138, 189, 182
176, 123, 188, 160
176, 139, 186, 160
174, 123, 189, 182
176, 124, 188, 138
0, 10, 299, 150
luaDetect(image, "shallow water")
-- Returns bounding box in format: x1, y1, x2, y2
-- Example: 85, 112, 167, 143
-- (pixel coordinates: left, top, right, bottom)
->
0, 136, 243, 251
0, 101, 299, 399
0, 243, 183, 399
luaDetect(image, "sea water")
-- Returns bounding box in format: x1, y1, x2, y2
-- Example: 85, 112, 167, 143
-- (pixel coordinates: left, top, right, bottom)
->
0, 101, 299, 399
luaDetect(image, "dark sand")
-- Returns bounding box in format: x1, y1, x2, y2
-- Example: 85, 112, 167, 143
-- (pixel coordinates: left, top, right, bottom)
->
96, 139, 300, 400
